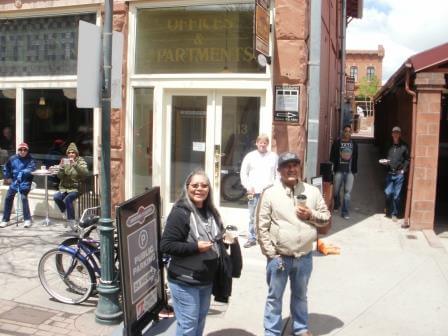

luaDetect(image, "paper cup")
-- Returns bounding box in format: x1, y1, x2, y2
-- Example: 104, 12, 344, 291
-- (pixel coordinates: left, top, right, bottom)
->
296, 194, 307, 206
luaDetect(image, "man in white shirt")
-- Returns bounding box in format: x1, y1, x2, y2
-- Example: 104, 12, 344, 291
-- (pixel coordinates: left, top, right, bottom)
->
240, 134, 278, 248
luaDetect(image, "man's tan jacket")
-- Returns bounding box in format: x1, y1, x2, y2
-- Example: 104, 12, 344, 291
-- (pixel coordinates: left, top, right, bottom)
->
256, 180, 331, 258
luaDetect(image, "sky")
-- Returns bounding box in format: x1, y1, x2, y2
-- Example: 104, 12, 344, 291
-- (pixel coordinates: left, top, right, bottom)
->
346, 0, 448, 83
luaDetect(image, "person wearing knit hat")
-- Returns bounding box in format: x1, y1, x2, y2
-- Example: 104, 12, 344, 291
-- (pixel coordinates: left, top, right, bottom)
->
1, 142, 36, 228
53, 142, 88, 229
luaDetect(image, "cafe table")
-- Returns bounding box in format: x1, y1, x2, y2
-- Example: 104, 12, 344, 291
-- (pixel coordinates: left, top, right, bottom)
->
31, 168, 56, 226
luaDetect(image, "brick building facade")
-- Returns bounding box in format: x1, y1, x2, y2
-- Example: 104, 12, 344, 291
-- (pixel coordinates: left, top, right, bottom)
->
345, 45, 384, 134
0, 0, 362, 223
346, 44, 384, 93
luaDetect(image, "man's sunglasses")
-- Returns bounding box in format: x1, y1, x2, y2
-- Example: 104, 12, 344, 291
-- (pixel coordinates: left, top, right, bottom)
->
18, 148, 28, 152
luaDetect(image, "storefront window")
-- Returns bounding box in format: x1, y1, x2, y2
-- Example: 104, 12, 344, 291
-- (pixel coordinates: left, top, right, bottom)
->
133, 88, 154, 196
0, 13, 96, 76
23, 89, 93, 189
0, 89, 16, 168
135, 4, 262, 74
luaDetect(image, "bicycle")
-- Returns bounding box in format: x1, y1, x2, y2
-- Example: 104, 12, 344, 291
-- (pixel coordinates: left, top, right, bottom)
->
38, 206, 108, 304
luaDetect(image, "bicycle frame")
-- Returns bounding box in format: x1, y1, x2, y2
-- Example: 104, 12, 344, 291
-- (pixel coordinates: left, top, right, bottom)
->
59, 239, 101, 278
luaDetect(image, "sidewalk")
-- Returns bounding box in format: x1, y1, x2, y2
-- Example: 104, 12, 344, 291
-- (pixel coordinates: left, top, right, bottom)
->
1, 143, 448, 336
0, 220, 117, 336
204, 143, 448, 336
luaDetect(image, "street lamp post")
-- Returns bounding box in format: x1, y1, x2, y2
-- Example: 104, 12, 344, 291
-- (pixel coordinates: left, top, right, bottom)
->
95, 0, 123, 324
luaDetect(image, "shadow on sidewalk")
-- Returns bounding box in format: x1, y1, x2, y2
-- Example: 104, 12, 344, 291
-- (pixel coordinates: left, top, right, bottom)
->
282, 313, 344, 336
207, 329, 257, 336
309, 312, 344, 336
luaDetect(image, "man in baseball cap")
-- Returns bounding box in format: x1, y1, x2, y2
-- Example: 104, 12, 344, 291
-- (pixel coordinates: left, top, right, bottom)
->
379, 126, 409, 224
277, 152, 301, 167
256, 151, 330, 336
1, 142, 36, 228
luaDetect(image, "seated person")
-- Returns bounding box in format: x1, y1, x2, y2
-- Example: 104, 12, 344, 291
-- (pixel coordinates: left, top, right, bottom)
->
1, 143, 36, 228
53, 142, 88, 227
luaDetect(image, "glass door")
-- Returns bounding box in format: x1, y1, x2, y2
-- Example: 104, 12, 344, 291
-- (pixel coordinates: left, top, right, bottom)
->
165, 91, 263, 224
169, 95, 210, 203
218, 96, 260, 208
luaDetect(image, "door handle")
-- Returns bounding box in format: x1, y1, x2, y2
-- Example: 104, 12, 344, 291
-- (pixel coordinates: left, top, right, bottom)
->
214, 145, 222, 186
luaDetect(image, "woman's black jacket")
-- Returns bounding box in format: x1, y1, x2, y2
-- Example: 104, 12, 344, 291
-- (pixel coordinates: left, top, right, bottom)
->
160, 201, 220, 286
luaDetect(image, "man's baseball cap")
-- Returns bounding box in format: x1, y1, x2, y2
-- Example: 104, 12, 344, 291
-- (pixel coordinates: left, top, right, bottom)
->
17, 142, 29, 150
392, 126, 401, 133
278, 152, 301, 167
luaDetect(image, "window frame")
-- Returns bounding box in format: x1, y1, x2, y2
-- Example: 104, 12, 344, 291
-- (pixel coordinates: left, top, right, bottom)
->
0, 8, 101, 179
350, 66, 358, 82
366, 66, 375, 80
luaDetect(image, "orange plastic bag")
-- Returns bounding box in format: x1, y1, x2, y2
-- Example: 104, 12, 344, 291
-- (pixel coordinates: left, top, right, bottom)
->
317, 240, 340, 256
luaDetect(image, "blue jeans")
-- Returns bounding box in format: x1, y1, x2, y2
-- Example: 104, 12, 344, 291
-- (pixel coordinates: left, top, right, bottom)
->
264, 252, 313, 336
53, 191, 79, 220
2, 186, 31, 221
333, 171, 354, 217
385, 173, 405, 217
248, 194, 260, 241
168, 280, 212, 336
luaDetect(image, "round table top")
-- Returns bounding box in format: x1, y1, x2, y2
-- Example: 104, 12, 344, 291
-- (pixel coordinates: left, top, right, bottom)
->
31, 169, 56, 176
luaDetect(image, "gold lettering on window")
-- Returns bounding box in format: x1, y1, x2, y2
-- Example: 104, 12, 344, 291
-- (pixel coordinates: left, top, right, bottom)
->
154, 47, 253, 63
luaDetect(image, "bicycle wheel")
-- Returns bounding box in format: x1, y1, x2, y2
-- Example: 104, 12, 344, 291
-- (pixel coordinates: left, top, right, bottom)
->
221, 173, 246, 201
38, 248, 95, 304
59, 238, 101, 292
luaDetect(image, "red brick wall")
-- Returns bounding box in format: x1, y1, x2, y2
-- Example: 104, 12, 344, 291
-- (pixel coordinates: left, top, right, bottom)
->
318, 0, 340, 166
410, 84, 443, 229
272, 0, 309, 161
272, 0, 342, 174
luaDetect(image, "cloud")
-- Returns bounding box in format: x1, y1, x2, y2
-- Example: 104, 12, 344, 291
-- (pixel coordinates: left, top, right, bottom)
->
347, 0, 448, 82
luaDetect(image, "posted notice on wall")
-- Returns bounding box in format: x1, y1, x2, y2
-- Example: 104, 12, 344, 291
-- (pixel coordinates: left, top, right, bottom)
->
274, 85, 300, 123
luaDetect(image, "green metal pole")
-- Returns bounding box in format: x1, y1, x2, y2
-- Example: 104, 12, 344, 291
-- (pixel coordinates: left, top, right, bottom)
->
95, 0, 123, 324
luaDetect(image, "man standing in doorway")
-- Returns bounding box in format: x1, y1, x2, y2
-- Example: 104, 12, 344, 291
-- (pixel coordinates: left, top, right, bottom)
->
256, 152, 331, 336
380, 126, 410, 223
240, 134, 278, 248
330, 124, 358, 220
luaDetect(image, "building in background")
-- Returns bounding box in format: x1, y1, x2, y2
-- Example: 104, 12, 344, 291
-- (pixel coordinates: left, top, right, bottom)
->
374, 42, 448, 231
345, 45, 384, 135
0, 0, 363, 224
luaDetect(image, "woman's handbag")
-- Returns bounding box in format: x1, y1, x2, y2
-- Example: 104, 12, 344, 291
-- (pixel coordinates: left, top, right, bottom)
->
229, 239, 242, 278
212, 240, 233, 303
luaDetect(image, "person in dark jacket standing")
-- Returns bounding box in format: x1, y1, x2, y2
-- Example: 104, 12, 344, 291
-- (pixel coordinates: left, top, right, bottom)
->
160, 169, 224, 336
1, 142, 36, 228
330, 125, 358, 219
53, 142, 89, 228
379, 126, 410, 222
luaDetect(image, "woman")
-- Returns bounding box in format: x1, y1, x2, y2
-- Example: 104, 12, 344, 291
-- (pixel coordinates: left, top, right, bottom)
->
160, 169, 224, 336
53, 142, 88, 228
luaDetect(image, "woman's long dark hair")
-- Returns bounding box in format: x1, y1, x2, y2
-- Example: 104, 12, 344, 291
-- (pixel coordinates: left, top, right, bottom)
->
177, 168, 224, 230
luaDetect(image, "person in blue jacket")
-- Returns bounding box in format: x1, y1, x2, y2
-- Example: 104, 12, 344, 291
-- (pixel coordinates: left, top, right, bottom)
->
1, 142, 36, 228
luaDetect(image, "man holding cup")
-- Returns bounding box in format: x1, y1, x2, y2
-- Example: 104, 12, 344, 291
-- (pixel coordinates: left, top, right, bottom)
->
256, 152, 331, 336
53, 142, 88, 228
